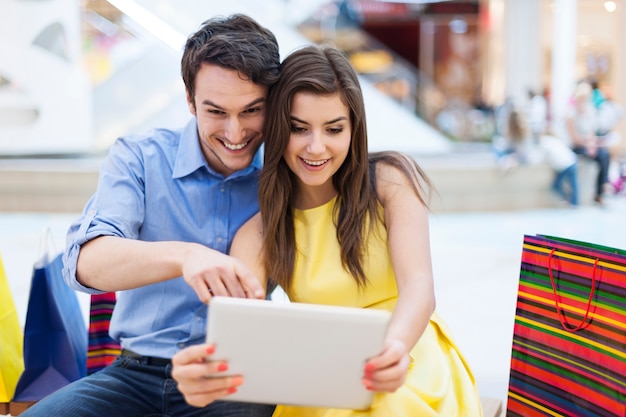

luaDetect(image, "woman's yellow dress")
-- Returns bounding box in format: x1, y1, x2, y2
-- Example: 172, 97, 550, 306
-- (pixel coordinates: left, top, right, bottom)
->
272, 198, 483, 417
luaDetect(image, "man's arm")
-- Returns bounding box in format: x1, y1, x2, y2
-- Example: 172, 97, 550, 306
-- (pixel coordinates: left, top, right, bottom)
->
77, 235, 265, 302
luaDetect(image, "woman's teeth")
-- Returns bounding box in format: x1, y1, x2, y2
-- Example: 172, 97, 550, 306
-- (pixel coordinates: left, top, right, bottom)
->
303, 158, 328, 166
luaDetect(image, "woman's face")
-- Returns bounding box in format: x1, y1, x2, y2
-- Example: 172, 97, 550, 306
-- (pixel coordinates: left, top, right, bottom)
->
284, 91, 352, 203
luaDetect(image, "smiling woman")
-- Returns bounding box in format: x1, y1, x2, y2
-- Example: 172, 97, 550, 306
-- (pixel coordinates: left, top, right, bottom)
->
232, 44, 483, 416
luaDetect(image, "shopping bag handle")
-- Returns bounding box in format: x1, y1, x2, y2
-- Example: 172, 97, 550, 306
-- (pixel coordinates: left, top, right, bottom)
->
548, 248, 597, 332
35, 226, 58, 268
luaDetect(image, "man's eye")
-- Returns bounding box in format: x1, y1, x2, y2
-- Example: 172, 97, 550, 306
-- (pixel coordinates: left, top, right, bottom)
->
244, 107, 262, 114
208, 109, 224, 115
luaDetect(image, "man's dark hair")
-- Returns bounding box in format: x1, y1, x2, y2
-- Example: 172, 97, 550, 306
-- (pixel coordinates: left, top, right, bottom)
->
181, 14, 280, 102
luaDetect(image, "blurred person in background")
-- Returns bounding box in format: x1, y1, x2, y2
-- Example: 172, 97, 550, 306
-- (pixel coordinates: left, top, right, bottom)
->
493, 104, 578, 206
565, 81, 610, 205
527, 88, 548, 143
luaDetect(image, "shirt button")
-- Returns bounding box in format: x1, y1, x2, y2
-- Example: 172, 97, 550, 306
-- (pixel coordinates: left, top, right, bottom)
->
216, 237, 223, 244
220, 188, 225, 192
177, 342, 185, 348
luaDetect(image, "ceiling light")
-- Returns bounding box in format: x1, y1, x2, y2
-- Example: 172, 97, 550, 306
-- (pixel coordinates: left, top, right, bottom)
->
604, 1, 617, 13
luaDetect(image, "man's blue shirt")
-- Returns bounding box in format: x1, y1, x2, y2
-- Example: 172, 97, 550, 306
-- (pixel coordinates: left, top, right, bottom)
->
63, 117, 262, 358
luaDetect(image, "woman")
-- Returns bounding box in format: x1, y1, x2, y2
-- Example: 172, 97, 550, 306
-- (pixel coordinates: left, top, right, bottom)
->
497, 105, 579, 206
565, 81, 610, 204
173, 45, 483, 416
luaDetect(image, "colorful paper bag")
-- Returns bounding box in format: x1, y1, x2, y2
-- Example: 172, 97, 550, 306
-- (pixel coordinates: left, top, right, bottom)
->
13, 252, 87, 401
87, 292, 121, 375
0, 253, 25, 402
506, 234, 626, 416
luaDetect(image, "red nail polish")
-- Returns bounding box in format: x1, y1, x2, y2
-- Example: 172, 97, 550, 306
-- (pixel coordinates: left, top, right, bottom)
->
217, 363, 228, 371
206, 345, 215, 354
228, 386, 238, 394
365, 363, 375, 372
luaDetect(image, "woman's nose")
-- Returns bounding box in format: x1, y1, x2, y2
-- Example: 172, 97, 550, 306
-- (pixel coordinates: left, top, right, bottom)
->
307, 131, 326, 154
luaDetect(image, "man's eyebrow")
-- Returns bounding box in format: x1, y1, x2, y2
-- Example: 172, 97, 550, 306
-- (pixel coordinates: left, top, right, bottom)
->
201, 97, 266, 110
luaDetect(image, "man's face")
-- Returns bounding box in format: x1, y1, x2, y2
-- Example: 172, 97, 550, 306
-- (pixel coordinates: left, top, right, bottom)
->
187, 64, 268, 176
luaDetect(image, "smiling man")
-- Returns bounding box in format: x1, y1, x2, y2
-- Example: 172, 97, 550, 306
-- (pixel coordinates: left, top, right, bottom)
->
21, 14, 280, 417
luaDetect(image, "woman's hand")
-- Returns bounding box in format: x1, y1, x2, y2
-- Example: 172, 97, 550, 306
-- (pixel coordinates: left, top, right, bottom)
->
171, 344, 244, 407
362, 338, 411, 393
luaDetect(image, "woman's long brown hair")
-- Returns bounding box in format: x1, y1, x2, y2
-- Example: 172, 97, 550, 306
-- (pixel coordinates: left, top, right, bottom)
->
259, 45, 432, 293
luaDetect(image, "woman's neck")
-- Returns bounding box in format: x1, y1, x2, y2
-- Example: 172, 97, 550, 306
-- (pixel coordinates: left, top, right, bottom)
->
294, 183, 338, 210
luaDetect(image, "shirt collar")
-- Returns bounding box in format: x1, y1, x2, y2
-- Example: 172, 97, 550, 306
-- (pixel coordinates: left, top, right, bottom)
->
173, 117, 263, 179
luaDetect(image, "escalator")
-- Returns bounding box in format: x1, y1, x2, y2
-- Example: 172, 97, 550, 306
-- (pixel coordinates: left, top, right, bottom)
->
87, 0, 452, 155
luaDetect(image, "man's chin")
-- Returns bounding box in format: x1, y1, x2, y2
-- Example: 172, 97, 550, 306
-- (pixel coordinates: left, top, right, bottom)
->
222, 154, 256, 174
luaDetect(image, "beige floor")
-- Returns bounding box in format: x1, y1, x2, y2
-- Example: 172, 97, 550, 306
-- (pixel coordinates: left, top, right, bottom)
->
1, 195, 625, 413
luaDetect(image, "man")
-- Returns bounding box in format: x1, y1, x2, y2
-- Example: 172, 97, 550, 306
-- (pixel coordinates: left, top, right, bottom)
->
22, 14, 280, 417
527, 88, 547, 142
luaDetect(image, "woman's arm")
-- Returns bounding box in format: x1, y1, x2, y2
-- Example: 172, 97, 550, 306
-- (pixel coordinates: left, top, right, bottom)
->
229, 213, 268, 290
363, 161, 435, 392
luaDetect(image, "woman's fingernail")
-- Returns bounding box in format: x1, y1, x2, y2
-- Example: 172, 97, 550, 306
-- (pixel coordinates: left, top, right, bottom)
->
217, 363, 228, 372
362, 379, 372, 390
228, 386, 238, 394
206, 345, 215, 354
364, 363, 375, 372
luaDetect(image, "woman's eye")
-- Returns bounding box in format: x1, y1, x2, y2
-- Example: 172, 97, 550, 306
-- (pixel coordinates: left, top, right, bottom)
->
291, 125, 306, 133
328, 127, 344, 135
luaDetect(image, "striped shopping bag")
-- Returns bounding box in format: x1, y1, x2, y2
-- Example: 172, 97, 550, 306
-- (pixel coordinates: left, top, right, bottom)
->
87, 293, 121, 375
506, 234, 626, 417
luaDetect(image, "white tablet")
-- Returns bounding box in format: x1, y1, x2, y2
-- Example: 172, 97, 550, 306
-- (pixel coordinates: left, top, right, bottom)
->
205, 296, 391, 410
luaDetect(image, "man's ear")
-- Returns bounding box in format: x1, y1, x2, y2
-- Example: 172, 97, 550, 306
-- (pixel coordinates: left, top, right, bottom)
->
186, 90, 196, 115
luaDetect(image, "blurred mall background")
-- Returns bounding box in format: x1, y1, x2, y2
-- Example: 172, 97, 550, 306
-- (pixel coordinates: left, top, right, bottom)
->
1, 0, 626, 212
2, 0, 626, 412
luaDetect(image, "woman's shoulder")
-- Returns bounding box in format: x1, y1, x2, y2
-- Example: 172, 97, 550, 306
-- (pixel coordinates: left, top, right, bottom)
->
232, 213, 263, 248
231, 212, 264, 261
370, 152, 431, 205
238, 212, 263, 235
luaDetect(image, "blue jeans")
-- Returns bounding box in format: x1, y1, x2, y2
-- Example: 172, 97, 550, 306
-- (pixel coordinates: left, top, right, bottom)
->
572, 145, 610, 198
20, 356, 276, 417
553, 163, 578, 206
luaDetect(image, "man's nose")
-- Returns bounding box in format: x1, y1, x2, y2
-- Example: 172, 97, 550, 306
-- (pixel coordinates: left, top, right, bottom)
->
224, 117, 244, 142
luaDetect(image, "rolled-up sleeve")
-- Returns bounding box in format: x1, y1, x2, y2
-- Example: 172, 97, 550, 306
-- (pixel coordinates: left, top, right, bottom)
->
62, 137, 147, 293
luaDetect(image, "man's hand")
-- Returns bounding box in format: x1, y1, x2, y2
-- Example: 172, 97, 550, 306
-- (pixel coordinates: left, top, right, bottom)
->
182, 245, 265, 303
172, 344, 244, 407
